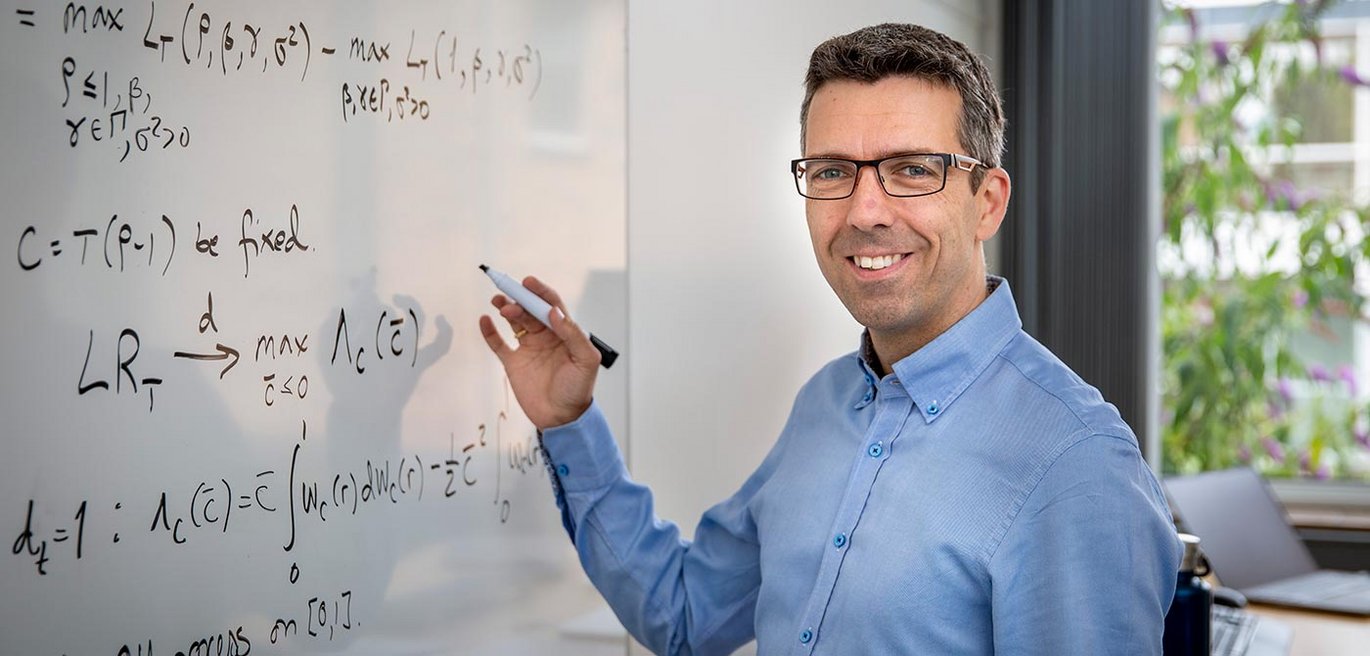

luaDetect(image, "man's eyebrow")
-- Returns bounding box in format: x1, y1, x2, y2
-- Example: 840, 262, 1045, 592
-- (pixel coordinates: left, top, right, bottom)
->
802, 147, 942, 160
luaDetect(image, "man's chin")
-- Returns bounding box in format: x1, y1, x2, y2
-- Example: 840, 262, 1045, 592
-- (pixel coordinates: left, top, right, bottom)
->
846, 307, 916, 336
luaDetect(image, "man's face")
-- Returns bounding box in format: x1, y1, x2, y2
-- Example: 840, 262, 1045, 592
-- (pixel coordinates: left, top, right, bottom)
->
803, 76, 1006, 355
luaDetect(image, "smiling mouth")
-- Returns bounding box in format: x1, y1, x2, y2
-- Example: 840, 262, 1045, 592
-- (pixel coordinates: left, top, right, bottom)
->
850, 254, 905, 271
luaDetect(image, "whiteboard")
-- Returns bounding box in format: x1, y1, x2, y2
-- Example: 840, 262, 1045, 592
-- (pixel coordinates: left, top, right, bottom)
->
0, 1, 627, 654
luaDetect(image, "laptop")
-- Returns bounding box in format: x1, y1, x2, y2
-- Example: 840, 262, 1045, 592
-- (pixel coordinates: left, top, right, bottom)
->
1164, 467, 1370, 616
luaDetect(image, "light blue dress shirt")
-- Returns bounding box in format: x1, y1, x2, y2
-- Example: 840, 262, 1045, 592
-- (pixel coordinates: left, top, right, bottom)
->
541, 278, 1182, 655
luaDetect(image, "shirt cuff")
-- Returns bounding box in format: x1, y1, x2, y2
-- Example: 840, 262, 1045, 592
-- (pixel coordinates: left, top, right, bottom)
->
540, 400, 628, 493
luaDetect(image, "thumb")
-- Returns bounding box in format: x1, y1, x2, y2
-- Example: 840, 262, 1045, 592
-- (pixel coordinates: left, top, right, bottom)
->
548, 306, 602, 367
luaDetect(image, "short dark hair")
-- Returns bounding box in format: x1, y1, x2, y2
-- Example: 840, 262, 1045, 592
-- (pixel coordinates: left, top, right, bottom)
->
800, 23, 1004, 190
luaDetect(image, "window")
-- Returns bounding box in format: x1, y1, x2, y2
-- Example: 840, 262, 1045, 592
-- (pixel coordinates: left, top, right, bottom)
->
1159, 0, 1370, 488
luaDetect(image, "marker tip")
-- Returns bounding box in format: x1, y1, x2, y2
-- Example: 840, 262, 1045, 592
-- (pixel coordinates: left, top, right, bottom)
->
478, 264, 489, 272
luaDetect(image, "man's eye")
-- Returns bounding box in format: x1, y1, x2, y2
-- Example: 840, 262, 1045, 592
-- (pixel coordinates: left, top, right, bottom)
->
898, 164, 932, 177
813, 166, 850, 180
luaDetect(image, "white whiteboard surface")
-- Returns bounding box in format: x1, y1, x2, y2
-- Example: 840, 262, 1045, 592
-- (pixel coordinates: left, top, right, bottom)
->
1, 1, 626, 654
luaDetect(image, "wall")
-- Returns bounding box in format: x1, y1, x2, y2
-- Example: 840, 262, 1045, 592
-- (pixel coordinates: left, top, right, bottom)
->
618, 6, 1000, 650
626, 0, 1001, 546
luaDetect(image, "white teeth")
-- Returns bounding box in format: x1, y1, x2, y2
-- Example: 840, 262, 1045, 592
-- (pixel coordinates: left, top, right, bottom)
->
854, 254, 903, 270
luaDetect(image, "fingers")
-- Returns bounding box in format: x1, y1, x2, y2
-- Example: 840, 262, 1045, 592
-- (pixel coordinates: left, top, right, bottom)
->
547, 306, 602, 366
485, 282, 596, 365
478, 314, 512, 361
523, 276, 569, 314
518, 279, 589, 356
491, 294, 546, 339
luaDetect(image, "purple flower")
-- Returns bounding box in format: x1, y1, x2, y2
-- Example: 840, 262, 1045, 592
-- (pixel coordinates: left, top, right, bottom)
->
1338, 364, 1358, 397
1277, 377, 1294, 404
1265, 179, 1307, 211
1308, 364, 1331, 383
1212, 41, 1232, 67
1340, 65, 1370, 87
1295, 451, 1331, 480
1292, 289, 1309, 309
1262, 436, 1286, 462
1267, 400, 1285, 421
1356, 429, 1370, 449
1238, 444, 1253, 463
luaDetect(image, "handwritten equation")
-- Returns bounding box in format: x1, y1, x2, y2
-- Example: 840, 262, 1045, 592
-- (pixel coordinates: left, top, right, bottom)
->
67, 295, 436, 412
13, 1, 549, 161
11, 404, 545, 652
3, 3, 591, 655
16, 202, 310, 279
11, 411, 542, 565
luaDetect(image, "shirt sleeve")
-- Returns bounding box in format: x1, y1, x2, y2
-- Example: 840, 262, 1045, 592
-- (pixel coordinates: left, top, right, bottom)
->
988, 433, 1183, 655
540, 401, 768, 656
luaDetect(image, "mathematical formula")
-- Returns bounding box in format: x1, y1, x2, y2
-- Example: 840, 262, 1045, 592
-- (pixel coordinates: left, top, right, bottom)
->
19, 0, 548, 163
12, 393, 546, 653
3, 3, 600, 655
16, 203, 310, 279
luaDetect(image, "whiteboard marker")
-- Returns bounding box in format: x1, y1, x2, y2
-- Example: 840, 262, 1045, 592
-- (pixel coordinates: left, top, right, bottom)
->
480, 264, 619, 369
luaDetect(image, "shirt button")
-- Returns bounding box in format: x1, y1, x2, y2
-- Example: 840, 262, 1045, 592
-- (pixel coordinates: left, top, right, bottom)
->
867, 442, 883, 458
556, 464, 569, 477
927, 401, 940, 415
800, 628, 813, 644
833, 533, 847, 549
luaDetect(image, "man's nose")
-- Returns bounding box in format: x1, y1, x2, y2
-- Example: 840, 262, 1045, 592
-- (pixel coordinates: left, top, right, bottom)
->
846, 165, 895, 230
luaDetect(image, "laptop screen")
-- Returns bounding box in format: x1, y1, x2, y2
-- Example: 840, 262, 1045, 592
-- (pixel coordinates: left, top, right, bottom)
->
1163, 467, 1319, 590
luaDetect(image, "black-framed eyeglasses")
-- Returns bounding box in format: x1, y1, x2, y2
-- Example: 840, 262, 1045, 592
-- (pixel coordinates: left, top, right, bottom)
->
789, 152, 985, 200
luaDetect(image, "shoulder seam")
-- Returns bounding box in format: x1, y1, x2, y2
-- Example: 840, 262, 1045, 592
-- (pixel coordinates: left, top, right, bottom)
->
984, 431, 1140, 568
996, 350, 1091, 434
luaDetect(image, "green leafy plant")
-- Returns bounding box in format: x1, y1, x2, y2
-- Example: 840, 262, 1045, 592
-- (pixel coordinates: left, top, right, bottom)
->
1159, 0, 1370, 480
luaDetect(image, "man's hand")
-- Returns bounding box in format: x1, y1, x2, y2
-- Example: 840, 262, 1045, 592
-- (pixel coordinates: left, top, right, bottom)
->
478, 276, 601, 429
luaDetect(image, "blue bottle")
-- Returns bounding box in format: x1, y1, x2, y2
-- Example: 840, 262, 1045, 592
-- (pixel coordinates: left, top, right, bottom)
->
1163, 533, 1212, 655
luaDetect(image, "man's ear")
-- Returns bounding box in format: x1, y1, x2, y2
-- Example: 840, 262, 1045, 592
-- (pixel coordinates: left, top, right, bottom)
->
974, 167, 1011, 242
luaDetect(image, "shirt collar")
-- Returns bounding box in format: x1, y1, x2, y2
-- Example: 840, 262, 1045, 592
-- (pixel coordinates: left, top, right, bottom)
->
854, 276, 1022, 422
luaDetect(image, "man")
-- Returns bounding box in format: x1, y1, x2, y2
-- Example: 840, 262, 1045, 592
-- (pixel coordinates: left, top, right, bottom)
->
479, 23, 1181, 655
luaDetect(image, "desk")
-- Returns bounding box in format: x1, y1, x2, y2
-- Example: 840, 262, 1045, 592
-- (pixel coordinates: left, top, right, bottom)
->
1248, 603, 1370, 656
